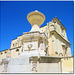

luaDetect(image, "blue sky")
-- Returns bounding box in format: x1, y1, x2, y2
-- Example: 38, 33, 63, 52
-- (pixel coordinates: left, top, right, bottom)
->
0, 1, 74, 55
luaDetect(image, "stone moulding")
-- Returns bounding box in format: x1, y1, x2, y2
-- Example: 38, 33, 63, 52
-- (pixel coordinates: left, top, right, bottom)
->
21, 31, 48, 43
50, 30, 71, 46
30, 56, 61, 63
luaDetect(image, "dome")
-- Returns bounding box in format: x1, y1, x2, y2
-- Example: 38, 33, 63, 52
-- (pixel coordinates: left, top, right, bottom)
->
27, 10, 45, 27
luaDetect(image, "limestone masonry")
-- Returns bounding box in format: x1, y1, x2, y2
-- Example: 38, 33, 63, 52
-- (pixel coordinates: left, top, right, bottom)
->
0, 10, 73, 73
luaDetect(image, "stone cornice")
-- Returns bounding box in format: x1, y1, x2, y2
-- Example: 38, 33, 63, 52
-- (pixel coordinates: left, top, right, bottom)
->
29, 56, 73, 63
53, 17, 67, 30
50, 30, 71, 46
22, 31, 48, 42
30, 56, 61, 63
0, 46, 21, 52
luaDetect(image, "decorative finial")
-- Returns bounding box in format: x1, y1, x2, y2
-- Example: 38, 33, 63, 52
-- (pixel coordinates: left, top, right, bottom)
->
35, 10, 38, 12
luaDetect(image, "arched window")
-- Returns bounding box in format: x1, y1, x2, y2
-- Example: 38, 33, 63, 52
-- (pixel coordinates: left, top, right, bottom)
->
59, 53, 63, 56
55, 52, 58, 54
51, 25, 56, 30
1, 52, 3, 55
16, 49, 19, 52
13, 44, 14, 47
5, 51, 7, 53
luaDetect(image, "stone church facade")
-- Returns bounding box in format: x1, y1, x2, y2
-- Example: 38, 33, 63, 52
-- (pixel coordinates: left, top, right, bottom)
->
0, 10, 73, 73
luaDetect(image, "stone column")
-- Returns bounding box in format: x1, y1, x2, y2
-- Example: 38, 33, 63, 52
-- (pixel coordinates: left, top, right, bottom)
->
51, 35, 55, 55
67, 47, 72, 56
54, 37, 59, 54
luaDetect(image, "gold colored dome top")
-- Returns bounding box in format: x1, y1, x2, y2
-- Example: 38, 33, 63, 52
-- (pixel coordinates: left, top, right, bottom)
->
27, 10, 45, 27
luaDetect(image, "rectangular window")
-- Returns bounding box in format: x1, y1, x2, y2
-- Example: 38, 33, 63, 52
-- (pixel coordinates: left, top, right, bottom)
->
62, 45, 65, 50
61, 28, 63, 33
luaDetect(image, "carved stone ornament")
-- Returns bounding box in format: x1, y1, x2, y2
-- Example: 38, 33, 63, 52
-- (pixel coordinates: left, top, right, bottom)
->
31, 62, 37, 72
1, 58, 9, 73
28, 44, 33, 51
